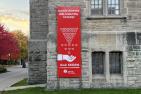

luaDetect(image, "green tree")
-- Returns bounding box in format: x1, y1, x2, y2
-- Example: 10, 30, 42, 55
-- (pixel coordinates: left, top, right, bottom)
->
11, 30, 28, 59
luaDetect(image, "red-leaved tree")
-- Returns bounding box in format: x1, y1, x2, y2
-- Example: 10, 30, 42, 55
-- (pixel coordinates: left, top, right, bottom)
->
0, 25, 20, 61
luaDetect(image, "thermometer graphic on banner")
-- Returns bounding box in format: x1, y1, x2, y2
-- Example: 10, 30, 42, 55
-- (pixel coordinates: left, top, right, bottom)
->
60, 28, 78, 46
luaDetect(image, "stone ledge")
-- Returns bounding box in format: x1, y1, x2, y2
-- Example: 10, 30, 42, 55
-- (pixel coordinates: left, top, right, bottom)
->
86, 16, 127, 20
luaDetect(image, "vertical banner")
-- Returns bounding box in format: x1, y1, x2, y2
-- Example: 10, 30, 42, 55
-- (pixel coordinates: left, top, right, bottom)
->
57, 6, 81, 78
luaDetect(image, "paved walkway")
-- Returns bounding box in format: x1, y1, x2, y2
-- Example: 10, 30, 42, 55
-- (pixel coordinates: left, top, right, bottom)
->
4, 84, 46, 91
0, 65, 28, 91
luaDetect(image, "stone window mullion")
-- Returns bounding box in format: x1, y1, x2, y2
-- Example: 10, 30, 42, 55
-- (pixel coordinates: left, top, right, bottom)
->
105, 52, 110, 82
104, 0, 108, 16
119, 0, 121, 15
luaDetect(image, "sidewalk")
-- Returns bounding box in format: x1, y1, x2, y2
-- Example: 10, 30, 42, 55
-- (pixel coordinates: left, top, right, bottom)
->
0, 65, 28, 91
4, 84, 46, 91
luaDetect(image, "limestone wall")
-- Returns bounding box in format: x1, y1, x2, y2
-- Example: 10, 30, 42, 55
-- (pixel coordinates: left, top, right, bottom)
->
29, 0, 141, 89
28, 0, 48, 84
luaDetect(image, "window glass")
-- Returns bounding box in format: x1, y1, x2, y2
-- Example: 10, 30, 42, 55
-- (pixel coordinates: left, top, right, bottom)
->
91, 0, 103, 15
108, 0, 120, 15
91, 0, 121, 16
92, 52, 105, 74
109, 52, 122, 74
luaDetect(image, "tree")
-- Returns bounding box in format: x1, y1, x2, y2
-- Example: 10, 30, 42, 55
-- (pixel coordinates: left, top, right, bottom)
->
0, 24, 20, 62
11, 30, 28, 59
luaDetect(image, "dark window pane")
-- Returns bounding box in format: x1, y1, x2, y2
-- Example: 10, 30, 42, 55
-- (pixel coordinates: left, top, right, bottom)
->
110, 52, 122, 74
108, 0, 120, 15
92, 52, 105, 74
91, 0, 103, 15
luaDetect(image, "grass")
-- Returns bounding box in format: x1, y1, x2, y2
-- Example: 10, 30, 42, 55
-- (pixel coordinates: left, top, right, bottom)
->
11, 79, 28, 87
1, 88, 141, 94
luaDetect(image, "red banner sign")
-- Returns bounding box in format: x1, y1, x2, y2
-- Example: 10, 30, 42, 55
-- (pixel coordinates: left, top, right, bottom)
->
57, 6, 81, 78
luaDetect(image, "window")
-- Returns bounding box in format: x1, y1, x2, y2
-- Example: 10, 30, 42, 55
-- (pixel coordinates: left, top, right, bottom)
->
108, 0, 120, 15
90, 0, 120, 16
109, 52, 122, 74
91, 0, 103, 15
92, 52, 105, 74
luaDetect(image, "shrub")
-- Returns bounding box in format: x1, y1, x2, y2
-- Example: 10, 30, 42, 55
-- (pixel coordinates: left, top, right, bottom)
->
7, 60, 18, 65
0, 64, 7, 73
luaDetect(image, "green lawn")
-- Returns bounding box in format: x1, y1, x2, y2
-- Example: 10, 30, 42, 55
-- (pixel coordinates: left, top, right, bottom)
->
1, 88, 141, 94
11, 79, 28, 87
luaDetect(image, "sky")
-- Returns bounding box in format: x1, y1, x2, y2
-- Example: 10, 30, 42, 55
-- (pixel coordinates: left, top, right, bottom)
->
0, 0, 29, 36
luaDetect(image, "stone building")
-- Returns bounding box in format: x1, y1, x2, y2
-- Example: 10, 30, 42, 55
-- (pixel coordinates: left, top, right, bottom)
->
29, 0, 141, 89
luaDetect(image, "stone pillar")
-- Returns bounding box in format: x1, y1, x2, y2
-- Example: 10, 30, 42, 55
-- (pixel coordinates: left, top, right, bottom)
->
105, 52, 110, 82
46, 32, 58, 90
28, 0, 48, 84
